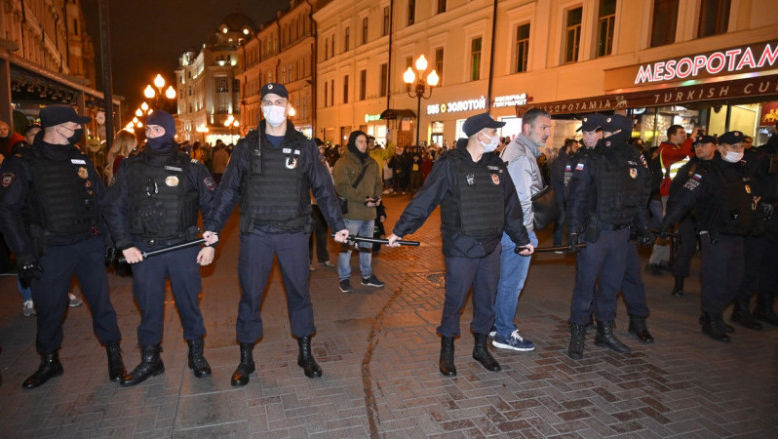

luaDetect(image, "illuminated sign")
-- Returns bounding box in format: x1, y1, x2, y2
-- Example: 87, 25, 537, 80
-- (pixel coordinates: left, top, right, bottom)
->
493, 93, 527, 108
364, 113, 381, 122
427, 96, 486, 115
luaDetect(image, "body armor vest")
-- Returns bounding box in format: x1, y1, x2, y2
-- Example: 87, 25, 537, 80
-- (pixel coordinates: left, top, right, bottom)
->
28, 148, 98, 239
592, 144, 641, 226
440, 153, 505, 240
126, 152, 199, 241
240, 131, 310, 232
696, 161, 756, 235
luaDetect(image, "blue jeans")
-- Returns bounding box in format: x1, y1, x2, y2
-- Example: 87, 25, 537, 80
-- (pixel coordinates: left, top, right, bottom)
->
338, 218, 374, 280
494, 230, 538, 339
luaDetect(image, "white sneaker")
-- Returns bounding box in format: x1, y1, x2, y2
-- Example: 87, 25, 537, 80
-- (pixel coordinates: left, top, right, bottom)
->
68, 293, 83, 308
488, 330, 496, 337
23, 300, 35, 317
492, 329, 535, 352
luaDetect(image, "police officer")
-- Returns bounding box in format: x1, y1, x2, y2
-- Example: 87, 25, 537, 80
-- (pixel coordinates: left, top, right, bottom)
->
0, 105, 125, 388
103, 110, 217, 386
566, 114, 651, 360
202, 83, 348, 386
662, 131, 757, 342
387, 112, 533, 377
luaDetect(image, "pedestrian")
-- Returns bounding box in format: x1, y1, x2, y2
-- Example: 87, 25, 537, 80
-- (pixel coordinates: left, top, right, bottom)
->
409, 147, 423, 191
333, 130, 385, 292
566, 114, 652, 360
202, 83, 348, 386
211, 142, 229, 184
661, 131, 757, 342
104, 129, 137, 185
389, 146, 406, 193
491, 108, 550, 352
387, 112, 534, 376
0, 105, 125, 388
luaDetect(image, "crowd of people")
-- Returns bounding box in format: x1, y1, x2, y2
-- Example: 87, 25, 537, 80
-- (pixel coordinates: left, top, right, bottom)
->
1, 81, 777, 389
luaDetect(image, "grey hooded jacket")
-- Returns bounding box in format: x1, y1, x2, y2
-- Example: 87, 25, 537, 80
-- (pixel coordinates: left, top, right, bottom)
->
500, 134, 545, 232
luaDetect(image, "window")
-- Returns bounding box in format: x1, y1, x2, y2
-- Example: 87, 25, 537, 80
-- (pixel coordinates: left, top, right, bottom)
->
324, 37, 329, 60
435, 47, 444, 84
564, 7, 582, 63
408, 0, 415, 26
215, 77, 228, 93
437, 0, 446, 14
359, 69, 367, 100
405, 56, 413, 68
362, 17, 368, 44
73, 19, 79, 36
330, 37, 335, 57
380, 63, 388, 97
698, 0, 730, 38
344, 27, 350, 51
343, 75, 349, 103
470, 37, 482, 81
233, 79, 240, 92
514, 24, 530, 72
596, 0, 616, 57
330, 79, 335, 106
323, 81, 328, 108
651, 0, 678, 47
383, 7, 390, 36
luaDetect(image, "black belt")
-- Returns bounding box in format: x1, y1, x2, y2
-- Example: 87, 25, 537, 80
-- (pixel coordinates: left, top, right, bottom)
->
600, 223, 630, 231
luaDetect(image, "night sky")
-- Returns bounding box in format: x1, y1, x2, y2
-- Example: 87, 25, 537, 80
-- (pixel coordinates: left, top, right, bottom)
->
81, 0, 290, 116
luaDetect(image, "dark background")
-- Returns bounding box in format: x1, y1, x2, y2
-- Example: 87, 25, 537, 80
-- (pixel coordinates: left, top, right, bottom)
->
81, 0, 290, 114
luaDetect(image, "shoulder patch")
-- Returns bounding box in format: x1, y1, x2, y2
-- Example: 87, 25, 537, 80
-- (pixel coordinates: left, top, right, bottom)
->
575, 163, 584, 171
191, 158, 199, 164
203, 176, 216, 191
1, 172, 15, 187
683, 179, 700, 191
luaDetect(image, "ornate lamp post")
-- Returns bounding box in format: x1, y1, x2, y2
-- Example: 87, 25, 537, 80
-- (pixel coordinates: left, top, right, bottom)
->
402, 54, 439, 146
143, 74, 177, 109
224, 115, 239, 144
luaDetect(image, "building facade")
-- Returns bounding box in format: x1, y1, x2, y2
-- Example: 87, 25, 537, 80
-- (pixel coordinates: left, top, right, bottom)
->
314, 0, 778, 149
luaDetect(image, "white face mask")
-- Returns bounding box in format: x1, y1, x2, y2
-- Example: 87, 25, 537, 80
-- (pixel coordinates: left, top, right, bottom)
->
723, 151, 744, 163
262, 105, 287, 127
481, 134, 500, 153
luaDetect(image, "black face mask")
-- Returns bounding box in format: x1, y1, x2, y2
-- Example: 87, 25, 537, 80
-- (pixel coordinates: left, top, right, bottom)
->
68, 128, 83, 144
147, 136, 172, 151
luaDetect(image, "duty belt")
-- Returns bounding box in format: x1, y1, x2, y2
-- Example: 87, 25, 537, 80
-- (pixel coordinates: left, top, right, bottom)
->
600, 223, 630, 231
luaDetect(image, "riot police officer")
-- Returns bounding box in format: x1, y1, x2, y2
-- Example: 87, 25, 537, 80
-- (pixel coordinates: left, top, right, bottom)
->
202, 83, 348, 386
103, 110, 217, 386
387, 112, 533, 377
566, 114, 651, 359
662, 131, 757, 342
0, 105, 125, 388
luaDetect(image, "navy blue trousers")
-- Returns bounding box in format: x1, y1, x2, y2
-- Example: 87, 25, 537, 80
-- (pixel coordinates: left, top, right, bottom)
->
237, 230, 314, 343
620, 242, 650, 318
32, 236, 121, 354
734, 234, 766, 303
672, 217, 697, 278
439, 245, 501, 337
570, 228, 629, 324
130, 244, 205, 346
700, 234, 743, 314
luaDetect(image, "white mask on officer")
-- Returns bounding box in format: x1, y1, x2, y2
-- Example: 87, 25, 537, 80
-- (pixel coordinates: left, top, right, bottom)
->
480, 133, 500, 153
723, 150, 744, 163
262, 105, 287, 127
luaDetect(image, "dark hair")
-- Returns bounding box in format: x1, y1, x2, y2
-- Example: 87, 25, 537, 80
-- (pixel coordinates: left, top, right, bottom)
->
522, 108, 551, 128
347, 130, 368, 150
667, 125, 683, 139
563, 138, 577, 149
367, 135, 375, 141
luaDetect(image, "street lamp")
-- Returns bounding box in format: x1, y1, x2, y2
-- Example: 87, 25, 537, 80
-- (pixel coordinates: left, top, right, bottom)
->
144, 74, 177, 109
224, 115, 239, 144
403, 54, 439, 146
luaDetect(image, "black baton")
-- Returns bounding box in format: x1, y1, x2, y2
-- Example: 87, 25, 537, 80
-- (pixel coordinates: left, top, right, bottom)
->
331, 234, 420, 246
119, 238, 207, 263
520, 243, 587, 253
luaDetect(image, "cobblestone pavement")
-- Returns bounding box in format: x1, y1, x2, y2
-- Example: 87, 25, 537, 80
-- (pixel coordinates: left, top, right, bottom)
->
0, 194, 776, 438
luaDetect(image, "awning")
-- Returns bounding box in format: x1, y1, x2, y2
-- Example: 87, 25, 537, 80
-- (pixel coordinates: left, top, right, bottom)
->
515, 73, 778, 117
380, 108, 416, 120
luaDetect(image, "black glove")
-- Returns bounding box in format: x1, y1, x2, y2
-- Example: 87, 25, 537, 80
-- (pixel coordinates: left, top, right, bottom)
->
636, 229, 657, 247
18, 262, 43, 288
567, 233, 582, 253
105, 247, 117, 267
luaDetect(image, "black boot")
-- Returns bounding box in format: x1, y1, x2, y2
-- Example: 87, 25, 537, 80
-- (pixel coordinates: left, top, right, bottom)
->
671, 276, 684, 297
594, 321, 631, 354
439, 337, 456, 377
105, 343, 126, 381
187, 338, 212, 378
731, 299, 762, 330
568, 323, 586, 360
628, 316, 654, 344
701, 312, 730, 342
699, 313, 735, 333
22, 352, 63, 389
230, 343, 255, 387
753, 295, 778, 326
472, 333, 501, 372
296, 336, 322, 378
120, 345, 164, 387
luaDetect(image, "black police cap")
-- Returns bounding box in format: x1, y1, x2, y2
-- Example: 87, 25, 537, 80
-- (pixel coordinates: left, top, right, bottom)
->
39, 105, 91, 128
694, 134, 717, 146
601, 114, 632, 134
462, 112, 505, 137
261, 82, 288, 99
718, 131, 744, 145
576, 113, 605, 132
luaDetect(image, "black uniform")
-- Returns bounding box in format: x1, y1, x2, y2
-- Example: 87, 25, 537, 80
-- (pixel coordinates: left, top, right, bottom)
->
103, 144, 216, 347
0, 141, 122, 356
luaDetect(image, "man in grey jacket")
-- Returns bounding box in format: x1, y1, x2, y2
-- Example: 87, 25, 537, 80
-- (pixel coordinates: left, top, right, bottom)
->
491, 108, 551, 351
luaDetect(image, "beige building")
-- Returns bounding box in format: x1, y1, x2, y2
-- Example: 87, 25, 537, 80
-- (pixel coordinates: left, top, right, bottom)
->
236, 0, 317, 138
314, 0, 778, 149
175, 13, 255, 145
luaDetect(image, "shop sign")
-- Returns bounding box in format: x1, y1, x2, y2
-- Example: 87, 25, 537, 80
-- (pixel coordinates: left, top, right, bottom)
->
761, 101, 778, 126
364, 113, 381, 123
605, 41, 778, 90
493, 93, 527, 108
427, 96, 486, 115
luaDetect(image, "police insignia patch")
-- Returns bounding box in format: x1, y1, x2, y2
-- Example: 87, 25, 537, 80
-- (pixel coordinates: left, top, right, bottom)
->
77, 167, 88, 179
165, 175, 180, 187
565, 165, 571, 171
85, 180, 92, 188
683, 179, 700, 190
629, 168, 637, 179
491, 173, 500, 185
1, 172, 14, 187
285, 157, 298, 169
466, 173, 475, 186
575, 163, 584, 171
204, 176, 216, 191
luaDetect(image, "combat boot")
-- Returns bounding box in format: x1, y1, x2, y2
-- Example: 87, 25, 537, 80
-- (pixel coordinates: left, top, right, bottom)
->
22, 352, 63, 389
105, 342, 126, 381
628, 316, 654, 344
120, 345, 164, 387
594, 321, 631, 354
701, 312, 730, 342
472, 333, 501, 372
753, 296, 778, 326
296, 336, 322, 378
439, 336, 456, 377
230, 343, 255, 387
187, 338, 212, 378
730, 299, 762, 330
568, 323, 586, 360
671, 276, 684, 297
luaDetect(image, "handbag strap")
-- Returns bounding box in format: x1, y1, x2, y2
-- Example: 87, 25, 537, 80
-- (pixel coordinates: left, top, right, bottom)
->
352, 163, 370, 188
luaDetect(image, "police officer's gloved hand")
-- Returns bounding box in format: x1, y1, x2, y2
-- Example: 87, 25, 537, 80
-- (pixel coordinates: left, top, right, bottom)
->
567, 233, 582, 253
636, 229, 657, 247
19, 261, 44, 288
105, 247, 117, 267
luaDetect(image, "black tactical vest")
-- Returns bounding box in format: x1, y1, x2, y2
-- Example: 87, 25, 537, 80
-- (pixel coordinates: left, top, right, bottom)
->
239, 130, 311, 232
697, 161, 756, 235
440, 152, 505, 240
126, 152, 200, 241
592, 143, 641, 226
28, 148, 98, 238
